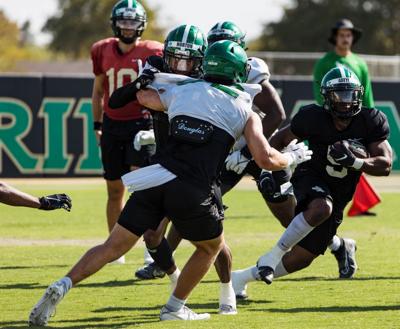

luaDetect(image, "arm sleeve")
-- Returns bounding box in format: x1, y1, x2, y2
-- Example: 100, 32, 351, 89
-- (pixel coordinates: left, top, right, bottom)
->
312, 59, 325, 105
361, 62, 375, 108
108, 81, 139, 109
90, 43, 103, 76
366, 110, 390, 144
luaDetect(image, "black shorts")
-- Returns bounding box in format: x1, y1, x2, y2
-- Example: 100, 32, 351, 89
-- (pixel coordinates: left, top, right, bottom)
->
118, 178, 223, 241
100, 114, 155, 180
220, 160, 261, 195
292, 173, 348, 255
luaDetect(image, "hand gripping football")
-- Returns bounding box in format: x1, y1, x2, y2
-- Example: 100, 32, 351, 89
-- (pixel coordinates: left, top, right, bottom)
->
341, 139, 369, 159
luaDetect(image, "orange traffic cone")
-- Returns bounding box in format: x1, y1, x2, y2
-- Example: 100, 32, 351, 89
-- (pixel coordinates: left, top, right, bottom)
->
348, 174, 381, 216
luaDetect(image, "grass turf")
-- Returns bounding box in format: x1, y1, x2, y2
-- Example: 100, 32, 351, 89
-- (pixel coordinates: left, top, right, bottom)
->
0, 184, 399, 329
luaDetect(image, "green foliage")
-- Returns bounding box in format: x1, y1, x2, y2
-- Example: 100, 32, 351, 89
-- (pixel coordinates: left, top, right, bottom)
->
0, 183, 399, 328
43, 0, 165, 58
252, 0, 400, 55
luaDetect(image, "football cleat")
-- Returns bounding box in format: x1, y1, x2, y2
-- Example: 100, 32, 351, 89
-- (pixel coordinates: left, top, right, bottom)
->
257, 266, 274, 285
219, 304, 237, 315
160, 305, 210, 321
231, 271, 248, 300
28, 282, 67, 326
332, 238, 358, 278
135, 262, 166, 280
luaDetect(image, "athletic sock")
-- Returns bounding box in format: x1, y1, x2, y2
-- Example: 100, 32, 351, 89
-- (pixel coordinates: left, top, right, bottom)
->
328, 235, 342, 252
143, 248, 153, 265
274, 261, 289, 278
168, 268, 180, 283
166, 294, 186, 312
258, 212, 314, 269
219, 281, 236, 307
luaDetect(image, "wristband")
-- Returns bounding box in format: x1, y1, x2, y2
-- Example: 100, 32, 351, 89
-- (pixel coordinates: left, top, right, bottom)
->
352, 158, 364, 170
93, 121, 102, 131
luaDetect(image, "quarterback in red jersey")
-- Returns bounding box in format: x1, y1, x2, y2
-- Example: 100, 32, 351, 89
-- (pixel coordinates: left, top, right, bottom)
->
91, 0, 163, 264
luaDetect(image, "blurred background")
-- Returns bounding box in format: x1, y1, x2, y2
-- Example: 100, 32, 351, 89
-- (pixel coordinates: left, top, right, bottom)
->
2, 0, 400, 76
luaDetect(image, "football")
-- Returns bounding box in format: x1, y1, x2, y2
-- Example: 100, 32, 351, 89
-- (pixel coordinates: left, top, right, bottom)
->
338, 139, 370, 159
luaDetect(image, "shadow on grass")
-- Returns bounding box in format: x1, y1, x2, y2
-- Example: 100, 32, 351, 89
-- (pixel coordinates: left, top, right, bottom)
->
0, 264, 67, 270
279, 275, 400, 282
93, 301, 220, 314
250, 304, 400, 313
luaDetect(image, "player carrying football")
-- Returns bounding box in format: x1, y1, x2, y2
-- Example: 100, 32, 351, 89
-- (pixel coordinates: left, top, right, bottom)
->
233, 67, 392, 297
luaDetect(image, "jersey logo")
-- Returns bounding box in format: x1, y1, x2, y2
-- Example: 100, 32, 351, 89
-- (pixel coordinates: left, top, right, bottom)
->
311, 186, 325, 193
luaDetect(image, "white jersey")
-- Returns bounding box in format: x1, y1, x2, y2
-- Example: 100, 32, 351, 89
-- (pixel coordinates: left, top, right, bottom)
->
151, 73, 261, 140
247, 57, 270, 85
122, 73, 261, 192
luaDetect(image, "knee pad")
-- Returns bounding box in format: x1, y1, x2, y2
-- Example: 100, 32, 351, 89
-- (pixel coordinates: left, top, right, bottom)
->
258, 168, 293, 203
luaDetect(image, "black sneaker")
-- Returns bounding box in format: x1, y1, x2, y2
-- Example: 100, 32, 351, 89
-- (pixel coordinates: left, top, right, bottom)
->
332, 238, 358, 279
257, 266, 274, 285
135, 262, 166, 280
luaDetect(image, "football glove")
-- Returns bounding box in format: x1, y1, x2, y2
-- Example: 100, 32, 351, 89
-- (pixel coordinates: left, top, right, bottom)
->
39, 193, 72, 212
135, 68, 159, 90
328, 141, 364, 170
133, 129, 155, 151
225, 150, 251, 174
282, 141, 313, 168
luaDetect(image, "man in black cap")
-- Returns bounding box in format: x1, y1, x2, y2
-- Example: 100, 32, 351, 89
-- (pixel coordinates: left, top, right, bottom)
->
313, 19, 374, 107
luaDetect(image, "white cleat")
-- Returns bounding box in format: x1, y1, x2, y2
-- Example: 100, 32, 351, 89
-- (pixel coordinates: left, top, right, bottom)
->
28, 282, 66, 326
219, 304, 237, 315
160, 306, 210, 321
109, 255, 125, 265
231, 271, 248, 300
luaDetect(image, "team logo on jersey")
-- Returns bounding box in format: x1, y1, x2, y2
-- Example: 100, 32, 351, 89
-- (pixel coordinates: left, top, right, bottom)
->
312, 186, 325, 193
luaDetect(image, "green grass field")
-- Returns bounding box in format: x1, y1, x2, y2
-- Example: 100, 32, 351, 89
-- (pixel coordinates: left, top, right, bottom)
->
1, 182, 399, 329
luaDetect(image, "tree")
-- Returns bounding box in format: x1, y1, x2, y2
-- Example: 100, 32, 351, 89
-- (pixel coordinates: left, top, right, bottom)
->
252, 0, 400, 55
43, 0, 165, 58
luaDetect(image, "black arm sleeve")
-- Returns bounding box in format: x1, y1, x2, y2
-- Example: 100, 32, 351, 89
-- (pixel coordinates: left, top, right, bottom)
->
108, 81, 139, 109
108, 55, 165, 109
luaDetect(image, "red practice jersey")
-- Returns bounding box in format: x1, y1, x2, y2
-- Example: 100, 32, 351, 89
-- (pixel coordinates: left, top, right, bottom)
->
91, 38, 163, 120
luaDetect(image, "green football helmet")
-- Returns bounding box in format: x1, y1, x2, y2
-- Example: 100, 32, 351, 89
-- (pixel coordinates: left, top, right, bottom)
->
110, 0, 147, 44
207, 21, 246, 48
203, 40, 249, 84
164, 24, 207, 77
320, 66, 364, 119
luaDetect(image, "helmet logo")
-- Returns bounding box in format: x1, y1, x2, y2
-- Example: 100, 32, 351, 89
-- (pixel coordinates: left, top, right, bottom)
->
116, 7, 137, 17
167, 41, 202, 50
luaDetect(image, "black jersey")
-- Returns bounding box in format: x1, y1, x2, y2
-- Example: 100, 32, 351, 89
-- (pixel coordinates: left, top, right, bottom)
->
291, 104, 389, 201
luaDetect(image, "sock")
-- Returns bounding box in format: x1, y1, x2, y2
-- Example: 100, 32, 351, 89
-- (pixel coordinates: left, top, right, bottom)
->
328, 235, 342, 251
166, 294, 186, 312
143, 248, 153, 265
168, 268, 180, 283
258, 212, 314, 269
219, 281, 236, 307
58, 276, 72, 294
274, 261, 289, 278
147, 238, 175, 272
234, 266, 259, 284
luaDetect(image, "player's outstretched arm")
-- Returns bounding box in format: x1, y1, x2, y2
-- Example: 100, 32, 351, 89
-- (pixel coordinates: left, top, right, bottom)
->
269, 125, 299, 150
362, 140, 392, 176
253, 80, 286, 139
244, 113, 311, 170
0, 181, 72, 211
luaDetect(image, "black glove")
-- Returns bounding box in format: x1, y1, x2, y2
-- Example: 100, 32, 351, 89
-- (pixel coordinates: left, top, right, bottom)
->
328, 141, 357, 168
39, 193, 72, 212
135, 67, 159, 89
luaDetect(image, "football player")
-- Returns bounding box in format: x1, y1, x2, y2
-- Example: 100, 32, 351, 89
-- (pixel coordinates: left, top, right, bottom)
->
132, 21, 287, 314
0, 181, 71, 211
233, 67, 392, 297
91, 0, 163, 264
28, 40, 312, 324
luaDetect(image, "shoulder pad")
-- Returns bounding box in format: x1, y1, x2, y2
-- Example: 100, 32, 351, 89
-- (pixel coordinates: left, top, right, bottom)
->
247, 57, 271, 84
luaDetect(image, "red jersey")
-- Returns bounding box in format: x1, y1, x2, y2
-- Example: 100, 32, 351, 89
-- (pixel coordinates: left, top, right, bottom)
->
91, 38, 163, 121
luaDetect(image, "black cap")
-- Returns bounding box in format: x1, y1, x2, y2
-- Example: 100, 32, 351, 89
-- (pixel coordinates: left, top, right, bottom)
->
328, 19, 362, 45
